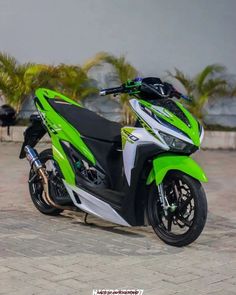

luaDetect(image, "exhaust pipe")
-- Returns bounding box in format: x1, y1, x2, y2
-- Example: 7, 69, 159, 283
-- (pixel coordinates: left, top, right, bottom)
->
25, 145, 43, 170
24, 145, 74, 211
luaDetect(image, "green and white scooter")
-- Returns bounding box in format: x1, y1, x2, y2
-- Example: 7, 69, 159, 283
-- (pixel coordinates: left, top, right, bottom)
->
20, 77, 207, 247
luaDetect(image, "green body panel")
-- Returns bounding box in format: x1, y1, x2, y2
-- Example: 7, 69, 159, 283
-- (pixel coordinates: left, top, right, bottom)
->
35, 88, 96, 185
146, 154, 208, 185
36, 88, 82, 107
51, 135, 75, 185
139, 100, 200, 147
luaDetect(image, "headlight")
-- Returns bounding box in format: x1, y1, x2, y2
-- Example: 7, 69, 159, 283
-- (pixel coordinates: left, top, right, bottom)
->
159, 132, 188, 151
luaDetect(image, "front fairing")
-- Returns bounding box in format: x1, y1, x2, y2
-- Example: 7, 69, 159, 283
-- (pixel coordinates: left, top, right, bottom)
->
130, 98, 203, 151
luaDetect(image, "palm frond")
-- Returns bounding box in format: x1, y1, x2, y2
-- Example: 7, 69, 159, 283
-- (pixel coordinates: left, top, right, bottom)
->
168, 64, 233, 120
77, 87, 98, 100
54, 64, 97, 100
167, 68, 194, 95
84, 52, 138, 83
195, 64, 226, 93
0, 73, 14, 99
82, 52, 110, 73
83, 52, 138, 124
0, 52, 18, 75
103, 54, 137, 82
203, 78, 229, 96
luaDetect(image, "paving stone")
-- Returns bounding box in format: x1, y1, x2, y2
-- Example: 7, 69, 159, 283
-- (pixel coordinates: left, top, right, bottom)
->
0, 143, 236, 295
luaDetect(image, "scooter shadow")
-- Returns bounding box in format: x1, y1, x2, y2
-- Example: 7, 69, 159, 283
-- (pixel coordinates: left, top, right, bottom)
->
73, 220, 146, 238
60, 211, 147, 238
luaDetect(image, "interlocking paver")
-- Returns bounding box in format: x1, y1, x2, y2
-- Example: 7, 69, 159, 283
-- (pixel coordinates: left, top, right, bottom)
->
0, 143, 236, 295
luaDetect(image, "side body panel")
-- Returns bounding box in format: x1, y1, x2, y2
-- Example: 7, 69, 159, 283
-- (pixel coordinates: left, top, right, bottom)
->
64, 181, 130, 226
35, 88, 96, 185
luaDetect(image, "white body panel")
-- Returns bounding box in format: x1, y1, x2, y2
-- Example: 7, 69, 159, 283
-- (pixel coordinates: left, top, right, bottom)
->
64, 181, 130, 226
122, 128, 167, 185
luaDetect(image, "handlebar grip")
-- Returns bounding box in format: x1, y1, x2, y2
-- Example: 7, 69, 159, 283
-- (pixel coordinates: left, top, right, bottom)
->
99, 86, 124, 96
99, 90, 107, 96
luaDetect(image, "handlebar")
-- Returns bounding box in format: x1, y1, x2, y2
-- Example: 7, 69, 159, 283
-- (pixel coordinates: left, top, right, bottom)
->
99, 86, 124, 96
180, 94, 192, 101
173, 90, 191, 101
99, 78, 191, 101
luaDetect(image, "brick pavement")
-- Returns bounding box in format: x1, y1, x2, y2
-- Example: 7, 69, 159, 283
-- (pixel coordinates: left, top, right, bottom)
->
0, 143, 235, 295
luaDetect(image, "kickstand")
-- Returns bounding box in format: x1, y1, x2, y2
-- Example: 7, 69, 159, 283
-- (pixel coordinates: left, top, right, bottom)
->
84, 213, 89, 224
84, 213, 93, 225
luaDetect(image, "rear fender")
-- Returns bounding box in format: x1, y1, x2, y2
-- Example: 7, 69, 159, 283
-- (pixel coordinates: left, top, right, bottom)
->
146, 154, 208, 185
19, 114, 46, 159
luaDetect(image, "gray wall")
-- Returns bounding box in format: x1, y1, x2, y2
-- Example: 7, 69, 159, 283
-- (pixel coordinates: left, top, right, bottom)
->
0, 0, 236, 76
1, 0, 236, 125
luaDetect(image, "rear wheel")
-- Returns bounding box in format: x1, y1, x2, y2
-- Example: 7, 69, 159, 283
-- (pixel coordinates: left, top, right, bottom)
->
29, 149, 63, 216
147, 172, 207, 247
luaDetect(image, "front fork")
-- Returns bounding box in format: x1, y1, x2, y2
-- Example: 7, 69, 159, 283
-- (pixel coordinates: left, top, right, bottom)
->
157, 183, 177, 216
147, 154, 208, 216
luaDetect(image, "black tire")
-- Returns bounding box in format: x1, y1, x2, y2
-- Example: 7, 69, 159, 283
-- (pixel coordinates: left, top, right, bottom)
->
29, 149, 63, 216
147, 172, 207, 247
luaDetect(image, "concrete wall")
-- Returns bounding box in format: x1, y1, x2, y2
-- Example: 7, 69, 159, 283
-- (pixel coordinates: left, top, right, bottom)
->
205, 97, 236, 128
1, 126, 236, 149
1, 0, 236, 124
0, 0, 236, 76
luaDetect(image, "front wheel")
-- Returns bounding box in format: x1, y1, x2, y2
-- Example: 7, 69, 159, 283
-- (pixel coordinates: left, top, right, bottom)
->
147, 172, 207, 247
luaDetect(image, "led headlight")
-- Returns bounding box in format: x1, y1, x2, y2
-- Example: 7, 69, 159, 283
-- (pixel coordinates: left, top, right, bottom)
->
159, 132, 188, 151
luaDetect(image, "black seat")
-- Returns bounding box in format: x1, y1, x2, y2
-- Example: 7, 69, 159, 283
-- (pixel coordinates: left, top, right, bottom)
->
49, 100, 121, 142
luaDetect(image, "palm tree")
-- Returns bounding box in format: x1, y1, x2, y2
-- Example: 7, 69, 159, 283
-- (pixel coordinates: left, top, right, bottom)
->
0, 52, 35, 112
84, 52, 138, 124
0, 51, 136, 121
168, 64, 231, 120
56, 64, 98, 100
0, 53, 99, 113
29, 64, 98, 101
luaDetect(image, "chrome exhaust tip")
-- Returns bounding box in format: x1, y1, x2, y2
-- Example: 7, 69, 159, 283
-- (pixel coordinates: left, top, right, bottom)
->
24, 145, 43, 170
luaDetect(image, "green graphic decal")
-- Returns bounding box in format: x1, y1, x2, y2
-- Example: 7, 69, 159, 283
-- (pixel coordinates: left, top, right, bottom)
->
121, 127, 137, 149
132, 109, 162, 142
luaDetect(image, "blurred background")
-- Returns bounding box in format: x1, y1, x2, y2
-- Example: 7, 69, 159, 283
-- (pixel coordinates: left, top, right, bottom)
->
0, 0, 236, 129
